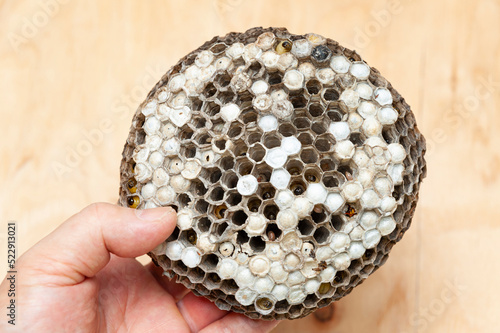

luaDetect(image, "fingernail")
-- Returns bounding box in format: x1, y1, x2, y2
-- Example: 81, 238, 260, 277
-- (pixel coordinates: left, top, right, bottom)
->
135, 207, 174, 222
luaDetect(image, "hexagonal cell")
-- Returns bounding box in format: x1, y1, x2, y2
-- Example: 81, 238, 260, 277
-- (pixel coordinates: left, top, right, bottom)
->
311, 120, 328, 135
236, 230, 250, 245
258, 185, 276, 201
293, 117, 310, 130
322, 172, 343, 188
307, 103, 324, 118
291, 95, 308, 109
300, 148, 319, 164
319, 158, 336, 172
209, 186, 225, 202
297, 132, 313, 146
263, 204, 279, 221
298, 219, 315, 236
247, 129, 263, 145
225, 191, 242, 206
248, 143, 266, 163
306, 79, 322, 95
236, 158, 254, 176
199, 254, 219, 272
304, 166, 322, 184
285, 159, 304, 176
228, 121, 244, 139
217, 90, 235, 104
278, 122, 297, 137
330, 214, 345, 231
249, 236, 266, 252
204, 101, 221, 118
247, 198, 262, 213
241, 108, 258, 124
326, 108, 343, 122
195, 199, 209, 214
322, 88, 340, 102
196, 216, 212, 232
313, 226, 330, 244
262, 133, 281, 149
268, 71, 282, 85
265, 223, 282, 241
221, 171, 238, 189
252, 163, 273, 183
290, 179, 307, 196
231, 210, 248, 227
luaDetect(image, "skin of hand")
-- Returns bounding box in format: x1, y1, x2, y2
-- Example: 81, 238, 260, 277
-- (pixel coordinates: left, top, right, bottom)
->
0, 203, 280, 332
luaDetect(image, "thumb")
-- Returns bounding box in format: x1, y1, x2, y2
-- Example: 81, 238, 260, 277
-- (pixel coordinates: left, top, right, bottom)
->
18, 202, 176, 286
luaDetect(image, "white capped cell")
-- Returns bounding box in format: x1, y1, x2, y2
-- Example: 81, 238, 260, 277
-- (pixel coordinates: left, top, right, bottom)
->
221, 103, 241, 122
134, 162, 152, 182
362, 116, 382, 137
165, 241, 184, 260
341, 181, 363, 202
363, 229, 382, 249
319, 266, 336, 282
348, 112, 364, 130
276, 190, 294, 209
245, 213, 267, 236
177, 209, 194, 230
388, 143, 407, 163
334, 140, 355, 160
181, 247, 201, 268
287, 271, 306, 286
340, 89, 360, 109
291, 197, 314, 218
195, 50, 214, 68
162, 137, 180, 156
235, 267, 256, 288
146, 135, 162, 151
170, 91, 188, 108
142, 101, 157, 116
256, 32, 276, 50
388, 163, 405, 185
181, 159, 201, 179
271, 100, 294, 119
269, 262, 288, 283
270, 168, 291, 189
301, 242, 315, 258
170, 106, 191, 127
378, 106, 398, 125
283, 69, 305, 90
358, 168, 375, 188
305, 279, 321, 294
272, 284, 289, 301
235, 288, 257, 306
360, 210, 379, 230
329, 121, 350, 141
374, 177, 393, 197
350, 62, 370, 80
316, 67, 335, 85
254, 277, 274, 293
375, 87, 393, 105
249, 255, 271, 277
184, 65, 201, 80
325, 192, 345, 212
258, 114, 278, 132
156, 186, 176, 204
265, 147, 288, 168
281, 136, 301, 155
144, 117, 161, 135
330, 55, 351, 73
243, 43, 262, 62
261, 50, 280, 68
199, 65, 216, 82
305, 183, 328, 204
380, 196, 397, 213
141, 183, 156, 200
332, 253, 350, 270
298, 62, 316, 79
284, 253, 302, 271
237, 175, 259, 196
152, 168, 169, 187
197, 233, 216, 253
251, 80, 269, 95
168, 74, 186, 92
276, 209, 298, 230
316, 246, 334, 261
170, 174, 190, 193
161, 122, 177, 139
287, 286, 307, 305
356, 82, 373, 99
292, 39, 312, 58
360, 189, 381, 209
357, 101, 377, 119
253, 94, 273, 111
217, 258, 239, 279
277, 52, 298, 72
330, 232, 350, 252
378, 216, 396, 235
353, 149, 370, 168
349, 225, 364, 241
226, 42, 245, 58
348, 241, 366, 259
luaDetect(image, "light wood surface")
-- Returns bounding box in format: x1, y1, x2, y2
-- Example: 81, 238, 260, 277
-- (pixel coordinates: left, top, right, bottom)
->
1, 0, 499, 332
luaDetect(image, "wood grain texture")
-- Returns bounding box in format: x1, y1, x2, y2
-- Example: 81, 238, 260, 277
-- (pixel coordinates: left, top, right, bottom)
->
1, 0, 499, 332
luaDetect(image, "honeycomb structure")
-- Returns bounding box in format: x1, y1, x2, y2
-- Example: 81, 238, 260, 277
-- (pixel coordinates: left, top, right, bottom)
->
119, 27, 427, 320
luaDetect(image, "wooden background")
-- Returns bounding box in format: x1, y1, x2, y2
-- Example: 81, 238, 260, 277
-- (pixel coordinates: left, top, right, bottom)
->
1, 0, 499, 332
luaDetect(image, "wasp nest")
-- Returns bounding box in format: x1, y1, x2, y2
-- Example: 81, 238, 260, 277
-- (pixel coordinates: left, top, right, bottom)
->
119, 27, 426, 320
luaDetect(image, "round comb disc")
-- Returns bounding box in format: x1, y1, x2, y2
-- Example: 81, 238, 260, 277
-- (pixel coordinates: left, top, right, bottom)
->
119, 27, 426, 320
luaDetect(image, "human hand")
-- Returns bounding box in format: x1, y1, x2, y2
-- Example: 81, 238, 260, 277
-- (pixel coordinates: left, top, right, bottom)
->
0, 203, 280, 332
